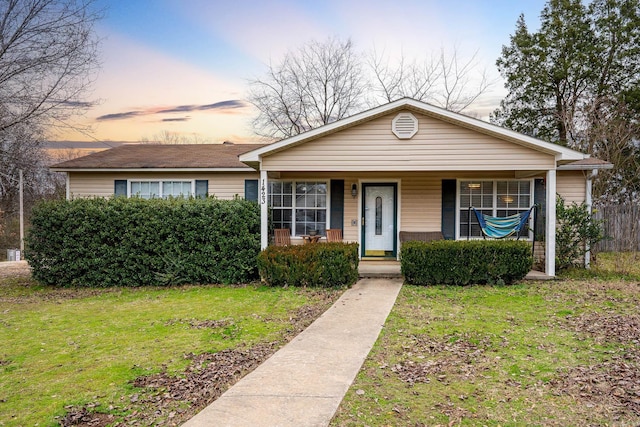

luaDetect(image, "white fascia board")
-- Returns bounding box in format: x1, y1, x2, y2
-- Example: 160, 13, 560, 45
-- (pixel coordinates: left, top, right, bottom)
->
50, 167, 256, 173
239, 98, 588, 163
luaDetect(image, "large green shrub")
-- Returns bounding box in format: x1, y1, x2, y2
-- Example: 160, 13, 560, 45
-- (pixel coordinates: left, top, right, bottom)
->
555, 195, 604, 271
26, 197, 261, 287
401, 240, 532, 285
257, 243, 359, 287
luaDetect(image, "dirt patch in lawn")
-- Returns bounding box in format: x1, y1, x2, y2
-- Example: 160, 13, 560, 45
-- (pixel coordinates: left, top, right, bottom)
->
0, 265, 126, 303
164, 318, 233, 329
59, 298, 340, 427
58, 405, 114, 427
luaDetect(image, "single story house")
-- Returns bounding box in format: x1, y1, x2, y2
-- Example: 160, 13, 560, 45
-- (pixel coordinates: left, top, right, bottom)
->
51, 98, 613, 277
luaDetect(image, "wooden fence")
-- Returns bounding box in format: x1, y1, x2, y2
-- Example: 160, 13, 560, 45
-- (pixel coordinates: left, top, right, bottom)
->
594, 204, 640, 252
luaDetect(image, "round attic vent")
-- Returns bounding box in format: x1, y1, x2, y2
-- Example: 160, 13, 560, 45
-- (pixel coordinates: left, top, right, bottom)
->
392, 112, 418, 139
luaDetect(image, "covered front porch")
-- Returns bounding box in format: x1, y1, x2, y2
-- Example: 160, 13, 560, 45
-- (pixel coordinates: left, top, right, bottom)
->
255, 170, 559, 277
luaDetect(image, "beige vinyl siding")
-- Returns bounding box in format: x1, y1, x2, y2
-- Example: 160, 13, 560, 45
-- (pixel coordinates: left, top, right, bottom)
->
400, 176, 441, 232
557, 171, 586, 204
68, 172, 259, 199
261, 111, 556, 172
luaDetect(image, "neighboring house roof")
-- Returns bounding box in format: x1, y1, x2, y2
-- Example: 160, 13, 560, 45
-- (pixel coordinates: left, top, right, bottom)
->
239, 98, 593, 167
51, 143, 268, 172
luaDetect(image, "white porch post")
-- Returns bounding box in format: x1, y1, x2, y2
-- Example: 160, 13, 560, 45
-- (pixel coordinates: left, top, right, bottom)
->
260, 169, 268, 250
545, 169, 556, 277
65, 172, 70, 200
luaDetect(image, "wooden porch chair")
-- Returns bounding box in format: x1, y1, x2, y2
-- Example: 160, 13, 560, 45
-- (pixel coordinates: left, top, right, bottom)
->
274, 228, 291, 246
326, 229, 343, 243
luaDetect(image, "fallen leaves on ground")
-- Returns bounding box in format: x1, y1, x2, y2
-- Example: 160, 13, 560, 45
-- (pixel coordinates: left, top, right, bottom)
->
391, 333, 488, 386
550, 311, 640, 419
59, 299, 339, 427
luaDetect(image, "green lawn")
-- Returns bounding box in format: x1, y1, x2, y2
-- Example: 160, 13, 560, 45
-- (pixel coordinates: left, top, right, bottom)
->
0, 271, 340, 426
332, 254, 640, 426
3, 252, 639, 426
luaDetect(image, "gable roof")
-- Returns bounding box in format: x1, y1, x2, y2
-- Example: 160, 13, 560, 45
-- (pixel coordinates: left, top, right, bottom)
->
239, 98, 588, 167
51, 143, 267, 171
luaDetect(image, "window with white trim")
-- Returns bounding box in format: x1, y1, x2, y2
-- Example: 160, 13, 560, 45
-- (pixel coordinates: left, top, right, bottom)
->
130, 180, 194, 199
459, 180, 532, 238
269, 181, 327, 236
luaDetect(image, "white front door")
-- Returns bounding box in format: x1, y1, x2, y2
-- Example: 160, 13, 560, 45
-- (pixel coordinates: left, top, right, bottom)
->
362, 184, 397, 257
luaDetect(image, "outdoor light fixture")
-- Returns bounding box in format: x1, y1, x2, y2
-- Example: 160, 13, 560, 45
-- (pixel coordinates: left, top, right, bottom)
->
351, 183, 358, 198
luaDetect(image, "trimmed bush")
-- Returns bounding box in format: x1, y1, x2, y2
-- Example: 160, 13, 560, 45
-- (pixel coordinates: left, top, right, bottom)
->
257, 243, 359, 287
401, 240, 533, 285
26, 197, 261, 287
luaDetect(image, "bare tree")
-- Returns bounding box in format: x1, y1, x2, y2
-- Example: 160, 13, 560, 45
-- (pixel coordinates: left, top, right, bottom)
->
0, 123, 53, 249
0, 0, 101, 251
0, 0, 101, 134
248, 37, 368, 139
248, 38, 494, 139
368, 48, 440, 105
369, 47, 492, 113
589, 99, 640, 205
0, 124, 46, 200
139, 130, 211, 144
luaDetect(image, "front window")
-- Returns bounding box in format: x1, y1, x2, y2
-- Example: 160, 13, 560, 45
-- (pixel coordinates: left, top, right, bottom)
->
130, 180, 193, 199
459, 180, 532, 238
269, 181, 327, 236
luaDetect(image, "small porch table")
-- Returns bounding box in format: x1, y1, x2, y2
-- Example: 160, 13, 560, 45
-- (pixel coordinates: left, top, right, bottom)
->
301, 235, 321, 244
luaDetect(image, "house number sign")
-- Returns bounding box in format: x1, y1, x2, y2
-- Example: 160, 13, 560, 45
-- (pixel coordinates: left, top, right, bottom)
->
260, 179, 267, 204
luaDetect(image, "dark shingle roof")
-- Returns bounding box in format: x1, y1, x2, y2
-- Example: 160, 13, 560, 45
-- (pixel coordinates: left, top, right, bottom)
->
51, 143, 267, 170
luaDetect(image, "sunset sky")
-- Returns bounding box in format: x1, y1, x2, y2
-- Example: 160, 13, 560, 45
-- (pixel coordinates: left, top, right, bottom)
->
60, 0, 547, 144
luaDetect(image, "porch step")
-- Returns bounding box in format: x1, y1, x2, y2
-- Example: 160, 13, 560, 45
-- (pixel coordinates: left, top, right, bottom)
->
359, 271, 403, 279
357, 262, 549, 281
524, 270, 555, 280
358, 261, 403, 279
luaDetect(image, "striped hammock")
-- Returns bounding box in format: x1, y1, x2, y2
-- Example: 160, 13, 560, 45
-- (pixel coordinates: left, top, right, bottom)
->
469, 206, 536, 239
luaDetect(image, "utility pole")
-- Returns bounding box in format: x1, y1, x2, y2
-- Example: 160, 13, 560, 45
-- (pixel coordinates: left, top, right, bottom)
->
19, 169, 24, 253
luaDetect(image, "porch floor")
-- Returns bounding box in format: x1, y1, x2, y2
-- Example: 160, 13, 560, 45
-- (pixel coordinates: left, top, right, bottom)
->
358, 260, 553, 281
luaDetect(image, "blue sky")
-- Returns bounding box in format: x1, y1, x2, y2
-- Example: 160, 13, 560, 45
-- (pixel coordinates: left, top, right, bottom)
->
65, 0, 548, 143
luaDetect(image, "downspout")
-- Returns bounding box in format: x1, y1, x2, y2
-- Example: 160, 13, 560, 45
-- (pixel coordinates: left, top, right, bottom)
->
584, 169, 598, 268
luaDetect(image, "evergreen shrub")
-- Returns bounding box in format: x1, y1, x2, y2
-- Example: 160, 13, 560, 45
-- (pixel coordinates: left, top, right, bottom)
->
401, 240, 532, 285
555, 195, 604, 271
257, 242, 359, 287
26, 197, 260, 287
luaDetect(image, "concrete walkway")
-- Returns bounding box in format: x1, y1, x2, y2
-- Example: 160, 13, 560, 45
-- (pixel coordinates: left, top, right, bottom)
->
183, 278, 403, 427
